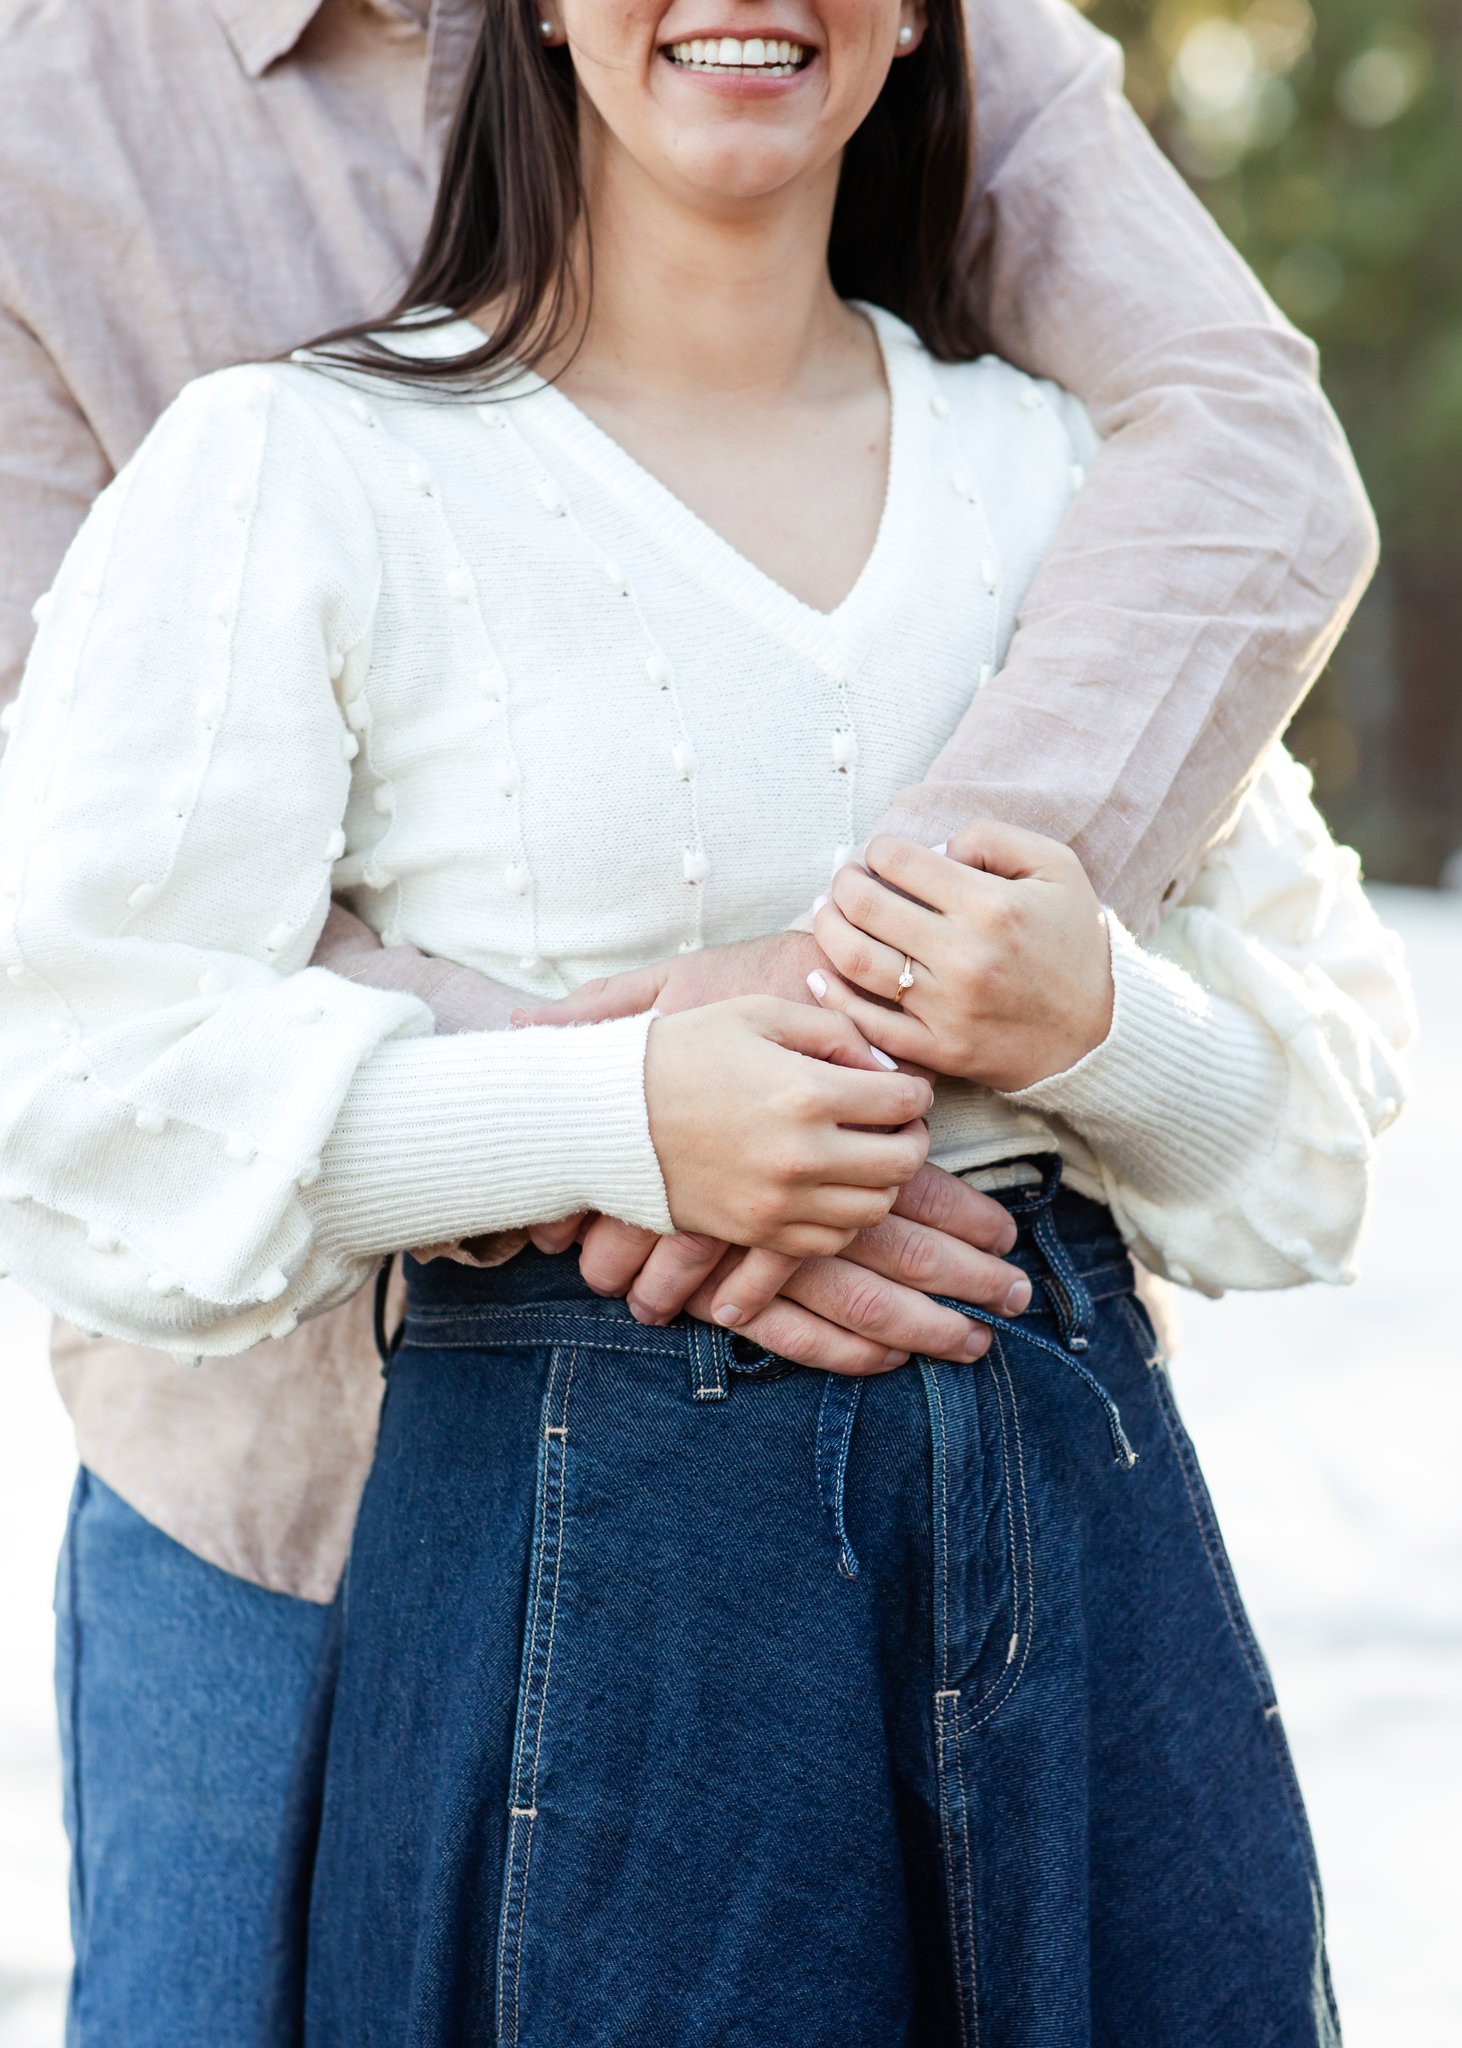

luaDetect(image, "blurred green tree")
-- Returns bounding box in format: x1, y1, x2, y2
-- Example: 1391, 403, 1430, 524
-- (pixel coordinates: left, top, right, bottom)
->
1083, 0, 1462, 882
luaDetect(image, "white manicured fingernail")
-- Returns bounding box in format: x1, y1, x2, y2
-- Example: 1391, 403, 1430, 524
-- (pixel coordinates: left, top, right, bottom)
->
869, 1046, 898, 1070
713, 1304, 743, 1327
932, 841, 948, 857
812, 894, 828, 914
806, 971, 828, 998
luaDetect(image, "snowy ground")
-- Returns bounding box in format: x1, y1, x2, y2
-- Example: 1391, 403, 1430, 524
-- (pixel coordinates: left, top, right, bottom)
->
0, 885, 1458, 2046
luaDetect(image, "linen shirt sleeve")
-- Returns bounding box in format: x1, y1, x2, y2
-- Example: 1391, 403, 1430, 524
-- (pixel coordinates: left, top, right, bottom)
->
0, 303, 113, 716
1010, 750, 1414, 1294
0, 369, 670, 1358
870, 0, 1378, 937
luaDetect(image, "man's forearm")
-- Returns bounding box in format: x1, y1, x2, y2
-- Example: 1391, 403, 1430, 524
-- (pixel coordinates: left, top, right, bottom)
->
313, 902, 526, 1034
870, 0, 1376, 937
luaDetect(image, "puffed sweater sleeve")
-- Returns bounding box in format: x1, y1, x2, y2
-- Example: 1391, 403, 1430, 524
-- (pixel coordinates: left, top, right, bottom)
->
1008, 748, 1414, 1294
0, 369, 671, 1357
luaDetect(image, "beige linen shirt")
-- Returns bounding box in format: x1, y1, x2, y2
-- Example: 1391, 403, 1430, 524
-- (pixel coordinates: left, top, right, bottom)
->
0, 0, 1375, 1601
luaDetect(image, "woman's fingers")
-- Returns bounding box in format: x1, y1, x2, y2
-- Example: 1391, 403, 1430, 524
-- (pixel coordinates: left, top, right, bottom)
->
829, 856, 945, 963
861, 834, 966, 908
756, 996, 915, 1079
813, 895, 918, 1005
783, 1256, 993, 1363
796, 1060, 932, 1137
703, 1247, 803, 1329
940, 817, 1065, 880
819, 1121, 929, 1189
626, 1231, 732, 1325
577, 1215, 661, 1297
805, 967, 933, 1066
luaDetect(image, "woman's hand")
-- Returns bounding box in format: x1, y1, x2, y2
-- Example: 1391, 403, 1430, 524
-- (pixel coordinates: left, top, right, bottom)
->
808, 823, 1115, 1092
643, 997, 932, 1256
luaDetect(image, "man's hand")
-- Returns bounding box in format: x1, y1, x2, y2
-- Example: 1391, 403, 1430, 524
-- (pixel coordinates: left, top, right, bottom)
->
512, 930, 824, 1026
559, 1164, 1030, 1377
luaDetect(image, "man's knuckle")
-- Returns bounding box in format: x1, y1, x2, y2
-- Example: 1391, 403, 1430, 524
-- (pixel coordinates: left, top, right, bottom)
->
840, 1277, 891, 1334
894, 1227, 938, 1286
912, 1167, 956, 1229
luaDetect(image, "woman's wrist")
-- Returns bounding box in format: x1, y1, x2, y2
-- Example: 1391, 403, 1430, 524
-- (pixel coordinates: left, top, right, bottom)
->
307, 1013, 672, 1261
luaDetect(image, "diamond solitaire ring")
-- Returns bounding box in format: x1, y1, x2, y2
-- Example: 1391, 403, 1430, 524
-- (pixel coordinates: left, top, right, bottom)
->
895, 954, 916, 1001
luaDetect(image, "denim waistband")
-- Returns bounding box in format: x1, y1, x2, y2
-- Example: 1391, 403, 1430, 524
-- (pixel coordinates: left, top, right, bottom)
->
401, 1177, 1133, 1342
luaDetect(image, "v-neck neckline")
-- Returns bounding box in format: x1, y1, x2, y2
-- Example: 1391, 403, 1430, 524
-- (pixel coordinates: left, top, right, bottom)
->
447, 301, 923, 678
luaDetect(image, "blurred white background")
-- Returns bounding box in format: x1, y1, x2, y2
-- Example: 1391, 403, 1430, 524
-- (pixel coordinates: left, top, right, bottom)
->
1, 884, 1458, 2046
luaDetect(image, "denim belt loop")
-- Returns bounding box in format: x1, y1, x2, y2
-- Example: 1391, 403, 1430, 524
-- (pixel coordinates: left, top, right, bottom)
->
999, 1154, 1096, 1352
687, 1320, 732, 1402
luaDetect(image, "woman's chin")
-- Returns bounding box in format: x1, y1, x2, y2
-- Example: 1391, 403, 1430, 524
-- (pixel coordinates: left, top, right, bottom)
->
651, 127, 828, 209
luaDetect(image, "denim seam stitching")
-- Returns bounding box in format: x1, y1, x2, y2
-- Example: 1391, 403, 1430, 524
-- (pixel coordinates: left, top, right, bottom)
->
496, 1345, 576, 2048
402, 1326, 677, 1357
950, 1716, 982, 2048
953, 1343, 1036, 1737
1115, 1292, 1163, 1370
935, 1698, 980, 2048
934, 1706, 966, 2045
926, 1364, 953, 1690
1142, 1333, 1273, 1708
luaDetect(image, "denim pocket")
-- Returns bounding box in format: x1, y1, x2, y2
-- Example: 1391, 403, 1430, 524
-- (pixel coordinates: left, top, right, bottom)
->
926, 1337, 1035, 1741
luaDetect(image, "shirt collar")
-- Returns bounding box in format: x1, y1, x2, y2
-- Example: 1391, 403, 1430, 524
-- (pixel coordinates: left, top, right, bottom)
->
208, 0, 328, 76
208, 0, 433, 78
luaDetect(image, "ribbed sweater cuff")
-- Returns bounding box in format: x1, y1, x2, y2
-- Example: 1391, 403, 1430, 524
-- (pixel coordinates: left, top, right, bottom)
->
1008, 916, 1288, 1204
306, 1013, 672, 1261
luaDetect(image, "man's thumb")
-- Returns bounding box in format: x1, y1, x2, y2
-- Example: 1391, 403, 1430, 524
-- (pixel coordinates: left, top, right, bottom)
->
512, 962, 669, 1028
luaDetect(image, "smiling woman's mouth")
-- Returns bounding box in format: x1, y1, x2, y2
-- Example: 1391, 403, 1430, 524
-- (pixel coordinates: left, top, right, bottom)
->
663, 36, 814, 76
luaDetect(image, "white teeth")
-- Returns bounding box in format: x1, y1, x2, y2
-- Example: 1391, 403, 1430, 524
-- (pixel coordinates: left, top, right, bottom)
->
667, 34, 810, 71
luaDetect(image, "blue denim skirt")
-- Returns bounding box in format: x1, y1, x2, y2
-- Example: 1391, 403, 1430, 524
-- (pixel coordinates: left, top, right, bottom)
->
281, 1167, 1339, 2047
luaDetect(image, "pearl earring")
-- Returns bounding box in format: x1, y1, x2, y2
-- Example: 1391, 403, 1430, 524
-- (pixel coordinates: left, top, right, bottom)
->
897, 23, 914, 44
539, 18, 554, 37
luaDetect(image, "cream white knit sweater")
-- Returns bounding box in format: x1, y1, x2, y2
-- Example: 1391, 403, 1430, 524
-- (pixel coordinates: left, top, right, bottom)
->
0, 309, 1413, 1352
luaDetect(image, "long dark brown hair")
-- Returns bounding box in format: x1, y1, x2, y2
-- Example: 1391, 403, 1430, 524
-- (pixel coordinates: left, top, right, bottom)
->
308, 1, 982, 388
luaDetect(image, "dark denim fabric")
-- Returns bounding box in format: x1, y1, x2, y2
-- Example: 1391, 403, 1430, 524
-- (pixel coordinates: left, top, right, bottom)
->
289, 1168, 1340, 2048
53, 1470, 329, 2048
